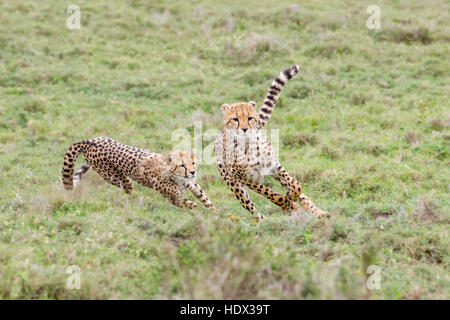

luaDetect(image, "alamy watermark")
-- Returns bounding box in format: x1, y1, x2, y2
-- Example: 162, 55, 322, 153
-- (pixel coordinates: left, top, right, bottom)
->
366, 265, 381, 290
366, 5, 381, 30
66, 265, 81, 290
66, 5, 81, 30
171, 121, 280, 167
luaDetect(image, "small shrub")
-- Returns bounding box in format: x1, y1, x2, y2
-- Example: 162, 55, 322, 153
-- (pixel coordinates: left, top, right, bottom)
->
428, 118, 445, 131
282, 133, 318, 147
349, 93, 367, 106
330, 224, 348, 242
374, 26, 433, 44
305, 43, 352, 58
415, 197, 440, 224
320, 144, 341, 159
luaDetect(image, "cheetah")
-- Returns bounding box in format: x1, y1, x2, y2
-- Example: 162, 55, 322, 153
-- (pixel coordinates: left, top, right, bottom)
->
214, 65, 328, 221
61, 137, 216, 210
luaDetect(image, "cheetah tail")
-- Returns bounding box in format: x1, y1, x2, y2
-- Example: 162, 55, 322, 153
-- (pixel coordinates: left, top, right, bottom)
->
61, 140, 92, 190
258, 65, 300, 128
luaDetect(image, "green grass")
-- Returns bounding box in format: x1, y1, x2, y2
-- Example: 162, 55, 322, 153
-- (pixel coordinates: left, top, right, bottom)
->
0, 0, 449, 299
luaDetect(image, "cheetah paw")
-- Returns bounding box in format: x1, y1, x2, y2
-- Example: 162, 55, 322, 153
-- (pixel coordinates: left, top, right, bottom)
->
255, 213, 265, 223
316, 210, 330, 218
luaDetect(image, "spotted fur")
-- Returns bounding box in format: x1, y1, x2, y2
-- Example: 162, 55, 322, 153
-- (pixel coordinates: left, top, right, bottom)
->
62, 137, 216, 210
214, 66, 328, 221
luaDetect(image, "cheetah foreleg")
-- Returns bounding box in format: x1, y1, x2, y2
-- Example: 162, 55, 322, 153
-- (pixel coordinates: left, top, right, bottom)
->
183, 199, 198, 209
186, 182, 217, 211
218, 170, 264, 222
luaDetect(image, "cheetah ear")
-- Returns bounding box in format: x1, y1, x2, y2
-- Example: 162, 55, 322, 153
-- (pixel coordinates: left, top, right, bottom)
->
248, 101, 257, 108
221, 103, 230, 113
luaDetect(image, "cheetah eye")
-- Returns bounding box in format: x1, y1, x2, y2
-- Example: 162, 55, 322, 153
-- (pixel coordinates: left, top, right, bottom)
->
248, 117, 254, 121
232, 117, 239, 122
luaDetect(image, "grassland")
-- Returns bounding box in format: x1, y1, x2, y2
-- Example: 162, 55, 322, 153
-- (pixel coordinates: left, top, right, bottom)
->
0, 0, 448, 299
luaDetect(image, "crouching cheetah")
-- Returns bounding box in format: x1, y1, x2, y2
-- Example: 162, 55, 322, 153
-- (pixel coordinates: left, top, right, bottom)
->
61, 137, 216, 210
214, 65, 328, 222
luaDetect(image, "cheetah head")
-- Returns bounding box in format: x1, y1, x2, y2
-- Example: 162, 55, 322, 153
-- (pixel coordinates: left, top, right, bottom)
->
163, 150, 198, 182
221, 101, 260, 137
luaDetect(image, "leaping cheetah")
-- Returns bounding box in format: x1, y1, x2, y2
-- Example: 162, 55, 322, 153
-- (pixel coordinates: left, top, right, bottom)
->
61, 137, 216, 210
214, 65, 328, 221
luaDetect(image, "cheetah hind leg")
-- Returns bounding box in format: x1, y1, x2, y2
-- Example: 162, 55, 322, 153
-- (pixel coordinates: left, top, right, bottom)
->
298, 194, 328, 218
73, 164, 90, 187
111, 172, 133, 195
93, 168, 133, 194
273, 167, 329, 218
